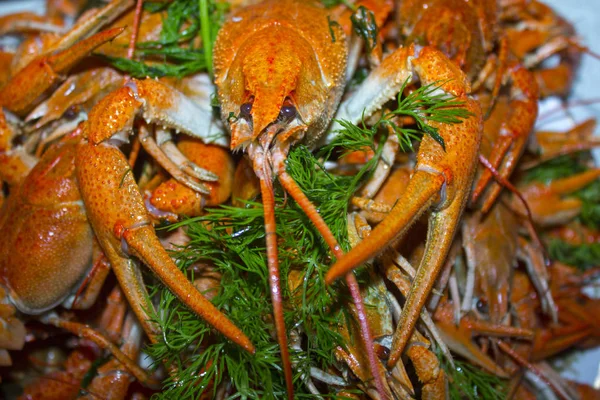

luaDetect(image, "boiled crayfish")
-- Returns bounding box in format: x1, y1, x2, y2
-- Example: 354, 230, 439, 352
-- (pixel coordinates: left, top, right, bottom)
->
213, 0, 481, 397
0, 0, 254, 374
0, 0, 594, 397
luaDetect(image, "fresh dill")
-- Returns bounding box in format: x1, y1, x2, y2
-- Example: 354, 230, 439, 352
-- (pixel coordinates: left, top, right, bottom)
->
575, 180, 600, 230
79, 355, 110, 390
527, 154, 600, 269
105, 0, 228, 78
350, 6, 378, 52
327, 16, 342, 43
199, 0, 223, 77
523, 155, 587, 184
442, 357, 508, 400
326, 79, 473, 154
146, 142, 384, 398
548, 239, 600, 271
319, 0, 379, 53
320, 0, 353, 8
387, 79, 473, 150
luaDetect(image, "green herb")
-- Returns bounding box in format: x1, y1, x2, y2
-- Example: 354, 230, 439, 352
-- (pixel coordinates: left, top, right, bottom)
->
524, 155, 587, 184
106, 0, 228, 78
327, 16, 341, 43
348, 66, 369, 89
548, 239, 600, 271
320, 0, 352, 8
102, 55, 205, 78
287, 146, 377, 251
442, 357, 508, 400
524, 155, 600, 229
575, 180, 600, 230
79, 355, 110, 389
350, 6, 378, 52
326, 79, 473, 154
146, 141, 384, 398
199, 0, 215, 76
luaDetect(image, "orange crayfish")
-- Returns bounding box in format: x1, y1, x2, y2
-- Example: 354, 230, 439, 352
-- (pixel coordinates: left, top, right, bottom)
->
0, 0, 254, 376
213, 0, 481, 397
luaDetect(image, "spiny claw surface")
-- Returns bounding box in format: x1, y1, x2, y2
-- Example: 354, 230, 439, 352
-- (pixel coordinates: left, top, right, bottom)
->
75, 139, 254, 353
326, 46, 483, 367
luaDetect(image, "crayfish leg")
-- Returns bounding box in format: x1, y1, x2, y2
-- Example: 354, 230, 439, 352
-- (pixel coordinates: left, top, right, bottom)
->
471, 63, 538, 212
0, 27, 124, 116
434, 318, 509, 377
387, 191, 465, 367
44, 314, 159, 388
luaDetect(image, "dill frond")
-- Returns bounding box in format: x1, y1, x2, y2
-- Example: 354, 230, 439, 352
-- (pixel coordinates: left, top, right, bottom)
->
326, 79, 473, 156
548, 239, 600, 271
320, 0, 353, 9
442, 357, 508, 400
524, 155, 587, 184
350, 6, 378, 52
575, 180, 600, 230
286, 145, 375, 251
146, 131, 386, 398
106, 0, 228, 78
385, 79, 474, 150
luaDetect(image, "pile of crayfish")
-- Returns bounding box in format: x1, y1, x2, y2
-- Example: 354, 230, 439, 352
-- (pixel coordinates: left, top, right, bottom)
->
0, 0, 599, 399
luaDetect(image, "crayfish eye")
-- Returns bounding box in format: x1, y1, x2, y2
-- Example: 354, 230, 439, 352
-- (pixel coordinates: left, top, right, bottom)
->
476, 298, 489, 314
279, 104, 296, 120
240, 102, 252, 118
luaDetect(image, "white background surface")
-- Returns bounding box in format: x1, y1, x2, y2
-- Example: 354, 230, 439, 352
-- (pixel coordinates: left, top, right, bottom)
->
0, 0, 598, 389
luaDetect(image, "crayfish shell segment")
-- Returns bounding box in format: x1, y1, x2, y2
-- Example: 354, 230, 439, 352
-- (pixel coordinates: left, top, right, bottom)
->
86, 84, 141, 145
0, 140, 93, 314
397, 0, 495, 80
214, 0, 347, 152
87, 79, 227, 146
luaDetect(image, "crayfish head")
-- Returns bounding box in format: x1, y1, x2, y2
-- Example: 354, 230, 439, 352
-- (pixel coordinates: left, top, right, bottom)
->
217, 26, 330, 157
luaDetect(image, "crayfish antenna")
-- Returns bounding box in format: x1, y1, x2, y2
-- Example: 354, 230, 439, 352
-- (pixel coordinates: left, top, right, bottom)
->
277, 170, 389, 400
259, 177, 295, 400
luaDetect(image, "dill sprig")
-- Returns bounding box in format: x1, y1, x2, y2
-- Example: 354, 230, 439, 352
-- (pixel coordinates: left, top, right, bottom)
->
385, 79, 473, 151
442, 357, 508, 400
575, 180, 600, 230
320, 0, 352, 7
199, 0, 221, 77
350, 6, 378, 52
146, 142, 383, 398
524, 153, 600, 269
548, 239, 600, 271
105, 0, 228, 78
288, 145, 378, 251
523, 155, 587, 184
326, 79, 473, 155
